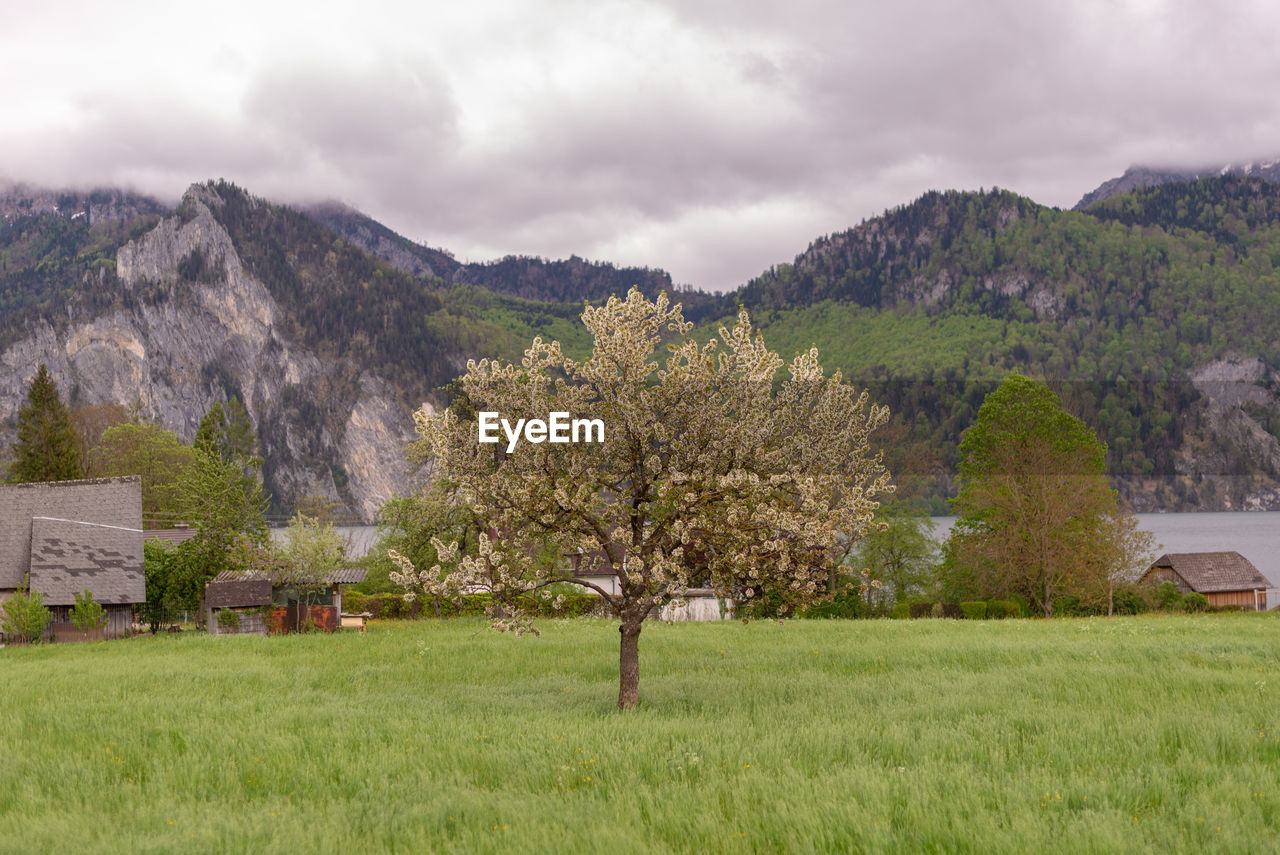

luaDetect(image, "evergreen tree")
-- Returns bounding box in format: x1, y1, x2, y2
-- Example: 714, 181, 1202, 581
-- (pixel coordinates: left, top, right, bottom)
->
194, 396, 257, 464
8, 364, 83, 483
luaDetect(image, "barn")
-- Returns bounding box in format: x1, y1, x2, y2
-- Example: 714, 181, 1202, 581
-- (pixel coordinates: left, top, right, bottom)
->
1141, 551, 1272, 610
0, 477, 145, 639
204, 567, 368, 634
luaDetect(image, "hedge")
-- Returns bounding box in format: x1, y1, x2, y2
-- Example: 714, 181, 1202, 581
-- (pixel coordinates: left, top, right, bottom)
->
343, 590, 607, 620
959, 601, 987, 620
986, 600, 1020, 619
890, 603, 910, 620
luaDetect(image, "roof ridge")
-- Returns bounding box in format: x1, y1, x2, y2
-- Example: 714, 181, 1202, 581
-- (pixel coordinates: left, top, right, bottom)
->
32, 516, 143, 533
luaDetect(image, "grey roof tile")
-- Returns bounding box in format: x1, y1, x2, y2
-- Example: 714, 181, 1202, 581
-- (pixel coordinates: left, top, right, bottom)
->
28, 517, 145, 606
0, 477, 143, 590
1149, 551, 1269, 594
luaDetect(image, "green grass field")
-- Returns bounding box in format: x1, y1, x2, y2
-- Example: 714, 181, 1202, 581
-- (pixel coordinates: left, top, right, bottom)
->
2, 615, 1278, 854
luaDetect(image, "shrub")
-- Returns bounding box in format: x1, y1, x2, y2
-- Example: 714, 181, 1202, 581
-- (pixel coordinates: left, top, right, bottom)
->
960, 601, 987, 620
940, 602, 964, 620
890, 603, 910, 620
1181, 592, 1209, 613
1, 579, 51, 643
71, 590, 108, 632
1153, 581, 1183, 611
909, 602, 935, 619
216, 609, 241, 632
801, 591, 861, 620
986, 601, 1020, 619
1053, 595, 1084, 617
344, 589, 604, 620
1110, 586, 1151, 615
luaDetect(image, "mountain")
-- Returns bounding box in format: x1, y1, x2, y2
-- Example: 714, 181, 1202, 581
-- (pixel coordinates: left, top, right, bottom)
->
1075, 159, 1280, 209
4, 172, 1280, 517
733, 176, 1280, 511
307, 201, 725, 322
0, 181, 599, 522
0, 182, 168, 224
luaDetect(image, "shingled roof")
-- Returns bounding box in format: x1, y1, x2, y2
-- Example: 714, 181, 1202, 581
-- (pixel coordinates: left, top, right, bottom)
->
1147, 552, 1269, 594
212, 567, 368, 585
0, 477, 143, 593
29, 517, 145, 606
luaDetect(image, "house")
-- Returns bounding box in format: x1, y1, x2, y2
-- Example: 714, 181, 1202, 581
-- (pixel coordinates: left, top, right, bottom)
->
0, 477, 145, 639
143, 524, 196, 547
659, 589, 734, 622
1141, 552, 1272, 610
204, 567, 368, 634
566, 548, 734, 621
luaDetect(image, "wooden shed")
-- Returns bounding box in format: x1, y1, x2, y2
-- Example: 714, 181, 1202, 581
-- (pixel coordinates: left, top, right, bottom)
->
204, 567, 368, 634
1141, 552, 1271, 610
0, 477, 145, 640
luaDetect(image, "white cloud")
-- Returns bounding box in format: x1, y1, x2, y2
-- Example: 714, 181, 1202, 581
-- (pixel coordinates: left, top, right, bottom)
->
4, 0, 1280, 290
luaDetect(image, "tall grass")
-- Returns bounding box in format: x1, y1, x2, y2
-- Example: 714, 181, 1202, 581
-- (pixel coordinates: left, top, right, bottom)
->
1, 615, 1278, 853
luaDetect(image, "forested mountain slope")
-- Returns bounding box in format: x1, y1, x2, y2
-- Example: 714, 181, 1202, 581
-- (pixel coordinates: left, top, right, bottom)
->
1075, 159, 1280, 209
734, 177, 1280, 510
307, 201, 725, 322
0, 181, 592, 521
3, 174, 1279, 515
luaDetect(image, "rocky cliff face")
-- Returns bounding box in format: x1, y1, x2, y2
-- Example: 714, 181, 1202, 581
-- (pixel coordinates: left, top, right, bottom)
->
0, 184, 423, 522
1122, 356, 1280, 512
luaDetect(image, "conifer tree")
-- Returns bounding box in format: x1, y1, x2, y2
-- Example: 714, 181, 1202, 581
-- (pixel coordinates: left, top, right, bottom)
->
8, 364, 83, 483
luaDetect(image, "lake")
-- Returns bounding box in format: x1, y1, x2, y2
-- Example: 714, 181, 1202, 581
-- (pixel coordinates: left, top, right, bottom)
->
930, 512, 1280, 587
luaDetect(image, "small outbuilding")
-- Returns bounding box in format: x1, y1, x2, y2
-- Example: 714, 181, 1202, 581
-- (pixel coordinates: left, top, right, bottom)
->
204, 567, 368, 634
0, 477, 145, 639
1141, 551, 1271, 610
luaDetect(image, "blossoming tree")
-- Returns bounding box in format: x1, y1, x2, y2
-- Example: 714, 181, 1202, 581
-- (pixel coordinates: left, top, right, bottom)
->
392, 289, 892, 708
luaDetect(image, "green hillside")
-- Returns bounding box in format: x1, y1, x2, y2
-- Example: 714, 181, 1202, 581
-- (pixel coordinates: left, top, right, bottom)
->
721, 177, 1280, 508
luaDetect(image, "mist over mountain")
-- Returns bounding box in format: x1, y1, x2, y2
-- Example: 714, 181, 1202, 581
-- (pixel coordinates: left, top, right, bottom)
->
1075, 159, 1280, 209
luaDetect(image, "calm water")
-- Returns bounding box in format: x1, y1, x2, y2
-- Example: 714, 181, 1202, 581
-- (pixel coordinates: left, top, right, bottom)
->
930, 512, 1280, 586
270, 525, 380, 559
313, 514, 1280, 588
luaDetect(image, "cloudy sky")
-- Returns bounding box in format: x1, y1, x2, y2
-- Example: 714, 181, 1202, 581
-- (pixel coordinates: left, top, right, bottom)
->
4, 0, 1280, 291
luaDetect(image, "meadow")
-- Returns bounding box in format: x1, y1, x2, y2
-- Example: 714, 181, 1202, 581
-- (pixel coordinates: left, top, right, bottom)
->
1, 615, 1278, 854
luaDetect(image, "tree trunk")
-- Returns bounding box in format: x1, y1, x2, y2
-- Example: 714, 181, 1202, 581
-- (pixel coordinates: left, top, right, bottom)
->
618, 618, 643, 709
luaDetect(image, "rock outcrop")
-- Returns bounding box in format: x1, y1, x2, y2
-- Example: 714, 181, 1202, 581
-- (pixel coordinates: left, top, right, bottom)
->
0, 184, 423, 522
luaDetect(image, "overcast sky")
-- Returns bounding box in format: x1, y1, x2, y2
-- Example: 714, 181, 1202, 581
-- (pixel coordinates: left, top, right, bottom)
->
4, 0, 1280, 291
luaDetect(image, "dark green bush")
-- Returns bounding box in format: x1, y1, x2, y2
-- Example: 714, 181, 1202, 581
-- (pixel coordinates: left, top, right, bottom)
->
1, 579, 51, 642
909, 602, 935, 619
343, 589, 603, 619
801, 591, 863, 619
960, 601, 987, 620
1110, 586, 1151, 615
890, 603, 910, 620
1053, 595, 1084, 617
986, 601, 1020, 619
940, 602, 964, 619
1153, 581, 1183, 611
71, 590, 108, 632
1181, 592, 1209, 612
